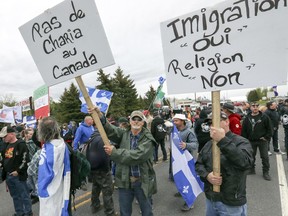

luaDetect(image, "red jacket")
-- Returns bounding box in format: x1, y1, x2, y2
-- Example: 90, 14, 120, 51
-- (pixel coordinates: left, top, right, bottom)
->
229, 113, 242, 135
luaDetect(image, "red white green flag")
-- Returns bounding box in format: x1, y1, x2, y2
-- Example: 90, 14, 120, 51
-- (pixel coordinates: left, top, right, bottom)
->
33, 85, 50, 119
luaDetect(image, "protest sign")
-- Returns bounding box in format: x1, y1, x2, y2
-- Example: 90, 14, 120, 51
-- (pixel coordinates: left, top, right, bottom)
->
16, 98, 31, 112
161, 0, 288, 94
19, 0, 114, 86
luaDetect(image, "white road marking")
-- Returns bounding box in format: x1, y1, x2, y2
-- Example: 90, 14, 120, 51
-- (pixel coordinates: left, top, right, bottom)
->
276, 154, 288, 216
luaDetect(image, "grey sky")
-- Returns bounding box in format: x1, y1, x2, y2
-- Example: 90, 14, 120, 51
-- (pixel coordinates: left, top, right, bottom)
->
0, 0, 286, 103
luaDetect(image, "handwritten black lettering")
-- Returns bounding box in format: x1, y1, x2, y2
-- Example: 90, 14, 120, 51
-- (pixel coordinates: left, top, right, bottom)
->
32, 17, 62, 42
166, 0, 287, 43
53, 51, 97, 79
69, 0, 85, 22
43, 28, 83, 54
201, 71, 243, 89
63, 47, 77, 59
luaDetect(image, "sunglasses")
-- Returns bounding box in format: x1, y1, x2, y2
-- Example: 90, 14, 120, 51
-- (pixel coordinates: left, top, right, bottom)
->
251, 104, 259, 107
131, 117, 143, 122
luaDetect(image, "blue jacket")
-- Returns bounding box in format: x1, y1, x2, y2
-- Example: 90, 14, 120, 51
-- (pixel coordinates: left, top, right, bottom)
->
73, 122, 94, 151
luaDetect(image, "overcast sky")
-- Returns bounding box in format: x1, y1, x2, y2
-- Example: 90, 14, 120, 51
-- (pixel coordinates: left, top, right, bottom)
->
0, 0, 287, 103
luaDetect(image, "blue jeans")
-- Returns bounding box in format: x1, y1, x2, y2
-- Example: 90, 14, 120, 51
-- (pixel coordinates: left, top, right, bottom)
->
206, 199, 247, 216
6, 175, 32, 215
118, 181, 153, 216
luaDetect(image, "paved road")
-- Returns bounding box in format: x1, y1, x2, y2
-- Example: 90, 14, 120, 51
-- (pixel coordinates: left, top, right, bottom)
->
1, 131, 288, 216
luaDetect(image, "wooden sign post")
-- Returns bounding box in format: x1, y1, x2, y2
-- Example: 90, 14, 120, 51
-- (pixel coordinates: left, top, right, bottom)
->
211, 91, 221, 192
75, 76, 111, 146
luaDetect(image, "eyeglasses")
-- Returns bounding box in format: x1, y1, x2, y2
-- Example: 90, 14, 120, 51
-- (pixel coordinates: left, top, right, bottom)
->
131, 117, 143, 122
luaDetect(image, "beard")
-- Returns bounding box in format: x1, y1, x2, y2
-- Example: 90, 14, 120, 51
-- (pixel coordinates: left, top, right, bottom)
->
131, 125, 142, 130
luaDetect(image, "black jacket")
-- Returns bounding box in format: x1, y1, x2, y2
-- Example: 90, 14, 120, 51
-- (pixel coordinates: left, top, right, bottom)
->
280, 105, 288, 128
264, 108, 280, 130
86, 130, 110, 172
151, 116, 166, 141
196, 131, 253, 206
194, 109, 211, 152
241, 111, 273, 141
1, 139, 29, 181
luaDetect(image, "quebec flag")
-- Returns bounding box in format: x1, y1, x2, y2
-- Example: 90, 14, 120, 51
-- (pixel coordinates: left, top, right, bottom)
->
38, 139, 71, 216
23, 115, 37, 128
171, 125, 204, 208
79, 87, 113, 114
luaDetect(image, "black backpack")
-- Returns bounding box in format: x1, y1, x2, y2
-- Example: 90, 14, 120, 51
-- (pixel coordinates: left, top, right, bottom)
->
66, 144, 91, 210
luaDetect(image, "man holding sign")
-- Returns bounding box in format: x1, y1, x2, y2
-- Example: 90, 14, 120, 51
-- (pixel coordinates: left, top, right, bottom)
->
196, 112, 253, 216
91, 107, 157, 216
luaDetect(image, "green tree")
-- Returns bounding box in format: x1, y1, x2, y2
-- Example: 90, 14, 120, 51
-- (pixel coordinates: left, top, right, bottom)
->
0, 94, 17, 108
111, 67, 139, 118
96, 69, 114, 90
53, 83, 85, 124
247, 89, 260, 102
143, 85, 157, 111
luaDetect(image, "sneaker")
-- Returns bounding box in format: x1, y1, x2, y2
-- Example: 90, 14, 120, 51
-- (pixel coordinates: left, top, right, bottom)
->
181, 203, 194, 211
268, 151, 272, 156
91, 205, 103, 214
280, 151, 286, 155
247, 168, 256, 175
263, 173, 272, 181
174, 192, 181, 197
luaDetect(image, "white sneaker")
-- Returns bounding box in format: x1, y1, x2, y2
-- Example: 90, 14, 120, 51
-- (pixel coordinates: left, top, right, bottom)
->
280, 151, 286, 155
268, 151, 272, 156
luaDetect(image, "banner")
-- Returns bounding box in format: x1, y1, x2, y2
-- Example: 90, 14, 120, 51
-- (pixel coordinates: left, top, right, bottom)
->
16, 98, 31, 112
2, 105, 22, 123
161, 0, 288, 94
79, 87, 113, 114
19, 0, 114, 86
0, 108, 15, 124
34, 85, 50, 119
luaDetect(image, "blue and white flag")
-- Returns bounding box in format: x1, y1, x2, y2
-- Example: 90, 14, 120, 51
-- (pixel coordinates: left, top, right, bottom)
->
272, 86, 278, 97
171, 125, 203, 208
79, 87, 113, 114
23, 115, 37, 128
38, 139, 71, 216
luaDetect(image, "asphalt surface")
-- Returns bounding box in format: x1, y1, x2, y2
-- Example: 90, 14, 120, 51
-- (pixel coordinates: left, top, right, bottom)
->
1, 130, 287, 216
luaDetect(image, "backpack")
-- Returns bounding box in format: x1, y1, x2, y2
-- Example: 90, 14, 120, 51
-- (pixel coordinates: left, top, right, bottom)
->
66, 144, 91, 210
155, 123, 167, 140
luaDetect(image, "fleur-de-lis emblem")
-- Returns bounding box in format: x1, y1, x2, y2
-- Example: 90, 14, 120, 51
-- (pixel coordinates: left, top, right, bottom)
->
183, 185, 189, 194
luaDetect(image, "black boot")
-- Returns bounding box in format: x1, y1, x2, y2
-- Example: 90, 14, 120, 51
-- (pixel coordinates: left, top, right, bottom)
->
263, 172, 271, 181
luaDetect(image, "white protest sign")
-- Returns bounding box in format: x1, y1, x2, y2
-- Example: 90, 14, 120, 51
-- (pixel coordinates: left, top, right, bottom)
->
19, 0, 114, 86
16, 98, 31, 112
161, 0, 288, 94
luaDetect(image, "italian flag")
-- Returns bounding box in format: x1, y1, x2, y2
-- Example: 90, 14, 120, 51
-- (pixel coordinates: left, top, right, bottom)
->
33, 85, 50, 119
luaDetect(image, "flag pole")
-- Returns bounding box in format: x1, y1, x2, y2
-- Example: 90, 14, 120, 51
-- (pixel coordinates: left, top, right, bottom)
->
212, 91, 221, 192
75, 76, 111, 146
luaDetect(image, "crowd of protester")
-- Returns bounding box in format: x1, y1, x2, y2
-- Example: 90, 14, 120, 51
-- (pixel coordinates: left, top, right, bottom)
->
0, 98, 287, 215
